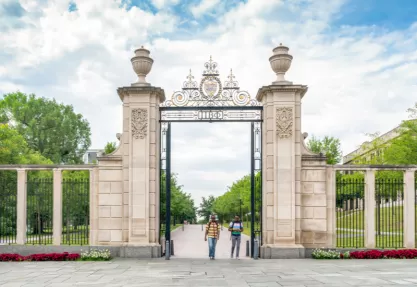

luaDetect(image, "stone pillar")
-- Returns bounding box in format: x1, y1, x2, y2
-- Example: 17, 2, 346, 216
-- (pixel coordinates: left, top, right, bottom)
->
52, 169, 62, 245
89, 168, 99, 245
364, 170, 375, 248
256, 44, 308, 257
16, 169, 27, 245
403, 170, 415, 248
117, 47, 165, 248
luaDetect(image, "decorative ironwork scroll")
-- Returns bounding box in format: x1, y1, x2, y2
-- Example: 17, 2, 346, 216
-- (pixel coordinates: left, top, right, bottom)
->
131, 108, 148, 139
161, 57, 261, 108
276, 107, 293, 138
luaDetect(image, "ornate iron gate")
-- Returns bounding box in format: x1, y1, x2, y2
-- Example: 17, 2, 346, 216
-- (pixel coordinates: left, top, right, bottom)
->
159, 57, 263, 259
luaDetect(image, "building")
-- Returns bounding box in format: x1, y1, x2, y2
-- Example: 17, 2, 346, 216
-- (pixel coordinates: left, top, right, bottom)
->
343, 121, 411, 164
82, 149, 103, 164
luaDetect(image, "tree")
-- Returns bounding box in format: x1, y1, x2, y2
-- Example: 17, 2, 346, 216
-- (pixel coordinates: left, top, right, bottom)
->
0, 123, 53, 237
383, 103, 417, 165
104, 142, 117, 155
307, 135, 342, 164
0, 92, 91, 164
198, 195, 216, 222
160, 172, 197, 227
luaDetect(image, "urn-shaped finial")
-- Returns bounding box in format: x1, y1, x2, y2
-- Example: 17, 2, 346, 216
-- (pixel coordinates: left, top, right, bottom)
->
131, 46, 153, 86
269, 43, 293, 85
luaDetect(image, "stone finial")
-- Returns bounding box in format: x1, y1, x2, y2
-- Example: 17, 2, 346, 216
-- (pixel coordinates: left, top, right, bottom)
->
269, 43, 293, 85
131, 46, 154, 86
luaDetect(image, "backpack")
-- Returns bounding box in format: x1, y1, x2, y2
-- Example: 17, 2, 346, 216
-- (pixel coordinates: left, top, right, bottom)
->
230, 221, 242, 231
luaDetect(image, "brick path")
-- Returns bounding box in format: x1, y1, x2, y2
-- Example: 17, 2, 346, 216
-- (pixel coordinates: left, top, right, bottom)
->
171, 224, 251, 259
3, 258, 417, 286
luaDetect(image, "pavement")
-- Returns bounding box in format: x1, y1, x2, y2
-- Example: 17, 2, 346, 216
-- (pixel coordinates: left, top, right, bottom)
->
3, 258, 417, 286
171, 224, 251, 259
3, 225, 417, 286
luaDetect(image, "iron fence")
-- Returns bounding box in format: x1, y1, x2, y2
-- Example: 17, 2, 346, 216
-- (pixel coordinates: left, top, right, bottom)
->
0, 174, 17, 244
375, 178, 404, 249
415, 172, 417, 248
336, 177, 365, 248
61, 178, 89, 245
26, 178, 53, 245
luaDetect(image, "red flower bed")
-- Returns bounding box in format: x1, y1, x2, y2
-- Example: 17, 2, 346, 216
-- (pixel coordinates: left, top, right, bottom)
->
350, 249, 417, 259
0, 252, 80, 262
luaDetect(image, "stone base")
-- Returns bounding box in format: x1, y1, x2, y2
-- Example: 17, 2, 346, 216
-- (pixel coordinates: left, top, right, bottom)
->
0, 245, 162, 259
260, 245, 306, 259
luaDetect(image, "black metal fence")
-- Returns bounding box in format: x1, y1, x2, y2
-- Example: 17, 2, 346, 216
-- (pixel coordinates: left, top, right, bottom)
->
0, 174, 17, 244
375, 178, 404, 249
62, 178, 90, 245
26, 178, 53, 245
336, 176, 365, 248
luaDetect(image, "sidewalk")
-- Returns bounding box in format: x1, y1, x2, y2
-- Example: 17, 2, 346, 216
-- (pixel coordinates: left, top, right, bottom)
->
171, 224, 250, 259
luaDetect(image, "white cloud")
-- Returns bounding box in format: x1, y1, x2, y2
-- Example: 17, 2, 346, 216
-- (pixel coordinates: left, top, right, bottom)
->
1, 0, 416, 207
151, 0, 179, 9
190, 0, 220, 18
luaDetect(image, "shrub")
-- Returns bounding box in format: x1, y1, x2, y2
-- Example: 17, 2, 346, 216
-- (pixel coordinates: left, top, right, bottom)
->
311, 249, 341, 259
312, 249, 417, 259
80, 249, 111, 261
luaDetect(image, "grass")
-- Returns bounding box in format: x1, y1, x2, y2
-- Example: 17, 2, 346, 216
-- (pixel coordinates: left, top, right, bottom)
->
336, 205, 409, 248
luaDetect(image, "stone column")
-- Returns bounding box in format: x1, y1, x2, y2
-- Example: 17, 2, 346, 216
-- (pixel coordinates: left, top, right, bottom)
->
16, 168, 27, 245
117, 47, 165, 249
403, 170, 415, 248
364, 170, 376, 248
52, 168, 62, 245
256, 45, 308, 257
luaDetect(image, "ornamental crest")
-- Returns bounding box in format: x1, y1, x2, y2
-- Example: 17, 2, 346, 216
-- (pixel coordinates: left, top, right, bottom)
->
131, 108, 148, 139
161, 56, 261, 107
276, 107, 293, 138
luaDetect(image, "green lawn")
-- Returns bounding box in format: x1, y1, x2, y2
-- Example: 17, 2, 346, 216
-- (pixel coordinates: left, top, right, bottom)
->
336, 204, 408, 248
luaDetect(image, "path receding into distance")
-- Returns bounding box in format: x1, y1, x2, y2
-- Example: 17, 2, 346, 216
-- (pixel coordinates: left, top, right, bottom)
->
171, 224, 251, 259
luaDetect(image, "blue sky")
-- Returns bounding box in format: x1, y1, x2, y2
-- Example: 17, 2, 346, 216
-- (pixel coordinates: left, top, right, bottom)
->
0, 0, 416, 204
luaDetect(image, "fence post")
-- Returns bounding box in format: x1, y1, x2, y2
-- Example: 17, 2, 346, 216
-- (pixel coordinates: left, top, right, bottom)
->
364, 170, 375, 248
165, 240, 170, 260
16, 169, 27, 245
53, 169, 62, 246
404, 170, 415, 248
246, 240, 250, 257
326, 167, 336, 247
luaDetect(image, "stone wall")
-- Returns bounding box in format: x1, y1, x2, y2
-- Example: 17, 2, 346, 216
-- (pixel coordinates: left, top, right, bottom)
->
95, 155, 124, 245
299, 154, 331, 248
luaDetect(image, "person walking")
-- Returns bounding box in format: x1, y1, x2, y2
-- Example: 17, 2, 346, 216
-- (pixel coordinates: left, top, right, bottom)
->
204, 214, 220, 260
229, 215, 243, 259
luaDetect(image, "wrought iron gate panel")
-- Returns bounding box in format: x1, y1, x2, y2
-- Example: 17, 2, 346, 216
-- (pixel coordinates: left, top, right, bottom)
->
251, 122, 262, 258
159, 122, 171, 256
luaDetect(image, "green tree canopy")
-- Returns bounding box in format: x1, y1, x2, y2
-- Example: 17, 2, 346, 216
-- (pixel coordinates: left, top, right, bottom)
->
307, 135, 342, 164
104, 142, 117, 155
198, 195, 216, 222
0, 123, 52, 165
0, 92, 91, 164
384, 103, 417, 165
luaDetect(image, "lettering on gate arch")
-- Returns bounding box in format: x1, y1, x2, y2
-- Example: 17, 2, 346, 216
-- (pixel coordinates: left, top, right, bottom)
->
197, 110, 224, 120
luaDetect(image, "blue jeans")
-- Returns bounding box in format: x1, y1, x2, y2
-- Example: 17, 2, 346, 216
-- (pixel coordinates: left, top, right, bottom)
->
208, 237, 217, 258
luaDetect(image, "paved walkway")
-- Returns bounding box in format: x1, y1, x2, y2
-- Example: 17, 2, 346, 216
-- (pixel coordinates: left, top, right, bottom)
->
171, 224, 251, 259
3, 258, 417, 286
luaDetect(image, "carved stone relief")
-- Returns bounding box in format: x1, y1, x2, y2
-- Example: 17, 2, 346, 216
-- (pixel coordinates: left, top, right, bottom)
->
131, 108, 148, 139
276, 107, 293, 138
